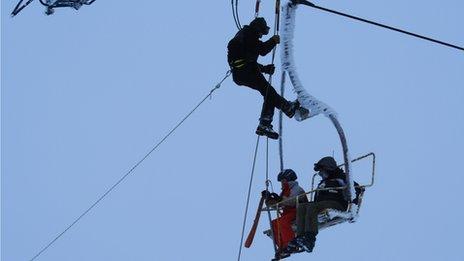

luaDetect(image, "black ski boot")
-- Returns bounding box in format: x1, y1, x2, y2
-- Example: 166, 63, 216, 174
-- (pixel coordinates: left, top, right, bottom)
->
256, 123, 279, 140
301, 233, 316, 253
282, 100, 300, 118
272, 249, 291, 261
283, 243, 302, 254
287, 236, 306, 250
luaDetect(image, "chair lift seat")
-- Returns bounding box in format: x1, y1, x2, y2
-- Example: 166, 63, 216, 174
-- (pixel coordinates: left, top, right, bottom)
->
317, 204, 358, 230
263, 187, 366, 239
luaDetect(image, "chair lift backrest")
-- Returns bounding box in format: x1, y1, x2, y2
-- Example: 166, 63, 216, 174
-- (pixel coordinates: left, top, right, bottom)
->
312, 152, 376, 230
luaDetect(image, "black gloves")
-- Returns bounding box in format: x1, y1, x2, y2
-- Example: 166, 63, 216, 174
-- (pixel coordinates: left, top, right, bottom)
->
270, 193, 280, 200
261, 64, 275, 75
261, 190, 271, 198
271, 35, 280, 44
261, 190, 280, 200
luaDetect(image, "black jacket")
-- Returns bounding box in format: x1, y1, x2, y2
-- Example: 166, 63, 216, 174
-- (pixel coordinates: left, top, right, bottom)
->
314, 169, 349, 210
227, 25, 276, 69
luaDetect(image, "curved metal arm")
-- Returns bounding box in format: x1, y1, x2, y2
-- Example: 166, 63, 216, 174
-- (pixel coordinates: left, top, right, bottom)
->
328, 114, 353, 201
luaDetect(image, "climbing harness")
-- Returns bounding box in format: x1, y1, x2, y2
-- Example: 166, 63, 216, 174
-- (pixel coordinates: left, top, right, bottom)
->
229, 59, 248, 69
27, 71, 231, 261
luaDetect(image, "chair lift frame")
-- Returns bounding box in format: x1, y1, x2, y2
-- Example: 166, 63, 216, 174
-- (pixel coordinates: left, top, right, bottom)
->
11, 0, 96, 16
263, 152, 376, 238
39, 0, 96, 7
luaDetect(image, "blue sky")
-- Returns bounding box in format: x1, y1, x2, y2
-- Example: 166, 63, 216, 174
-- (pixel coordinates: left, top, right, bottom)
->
2, 0, 464, 260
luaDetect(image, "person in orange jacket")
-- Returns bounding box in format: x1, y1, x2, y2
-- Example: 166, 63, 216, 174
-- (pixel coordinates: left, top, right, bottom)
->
263, 169, 308, 257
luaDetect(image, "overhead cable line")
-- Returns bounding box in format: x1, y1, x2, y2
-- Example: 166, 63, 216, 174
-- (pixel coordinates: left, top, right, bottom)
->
231, 0, 240, 29
28, 71, 231, 261
235, 0, 242, 28
231, 0, 242, 30
254, 0, 261, 18
297, 0, 464, 52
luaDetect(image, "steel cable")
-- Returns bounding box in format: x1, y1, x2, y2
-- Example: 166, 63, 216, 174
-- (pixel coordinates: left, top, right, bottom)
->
300, 1, 464, 52
28, 71, 231, 261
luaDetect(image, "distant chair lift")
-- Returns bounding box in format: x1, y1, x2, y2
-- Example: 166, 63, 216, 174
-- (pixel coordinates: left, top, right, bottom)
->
42, 0, 95, 15
11, 0, 95, 16
263, 152, 376, 240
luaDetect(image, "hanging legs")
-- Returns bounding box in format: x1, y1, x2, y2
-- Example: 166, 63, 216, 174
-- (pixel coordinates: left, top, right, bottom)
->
233, 70, 299, 140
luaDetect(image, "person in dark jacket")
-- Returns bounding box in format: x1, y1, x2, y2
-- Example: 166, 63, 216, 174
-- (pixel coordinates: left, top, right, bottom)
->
288, 156, 349, 253
227, 17, 300, 140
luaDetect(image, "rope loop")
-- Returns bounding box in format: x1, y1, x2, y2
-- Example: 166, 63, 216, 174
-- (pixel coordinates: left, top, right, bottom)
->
209, 70, 231, 99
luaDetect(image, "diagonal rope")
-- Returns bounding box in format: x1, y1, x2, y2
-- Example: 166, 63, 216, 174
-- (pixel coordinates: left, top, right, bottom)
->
264, 137, 279, 254
29, 70, 231, 261
237, 136, 261, 261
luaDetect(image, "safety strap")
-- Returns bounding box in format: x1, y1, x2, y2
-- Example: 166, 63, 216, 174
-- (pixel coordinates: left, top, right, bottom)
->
229, 59, 248, 69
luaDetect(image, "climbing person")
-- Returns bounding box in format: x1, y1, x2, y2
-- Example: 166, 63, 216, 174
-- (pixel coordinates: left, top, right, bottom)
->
227, 17, 300, 140
263, 169, 308, 258
288, 156, 349, 253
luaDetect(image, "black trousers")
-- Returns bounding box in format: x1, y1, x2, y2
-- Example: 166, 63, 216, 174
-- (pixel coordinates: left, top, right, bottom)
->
296, 201, 345, 237
232, 67, 289, 125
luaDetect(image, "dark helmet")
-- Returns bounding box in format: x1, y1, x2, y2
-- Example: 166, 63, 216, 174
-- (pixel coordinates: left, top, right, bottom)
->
277, 169, 297, 182
314, 156, 338, 172
249, 17, 270, 35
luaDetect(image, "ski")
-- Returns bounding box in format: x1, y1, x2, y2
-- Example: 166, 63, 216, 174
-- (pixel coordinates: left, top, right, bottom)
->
244, 196, 265, 248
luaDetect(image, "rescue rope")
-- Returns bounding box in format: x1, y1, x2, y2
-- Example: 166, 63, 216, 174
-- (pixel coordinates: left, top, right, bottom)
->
264, 138, 279, 254
237, 136, 261, 261
237, 1, 282, 259
28, 70, 231, 261
262, 0, 282, 256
